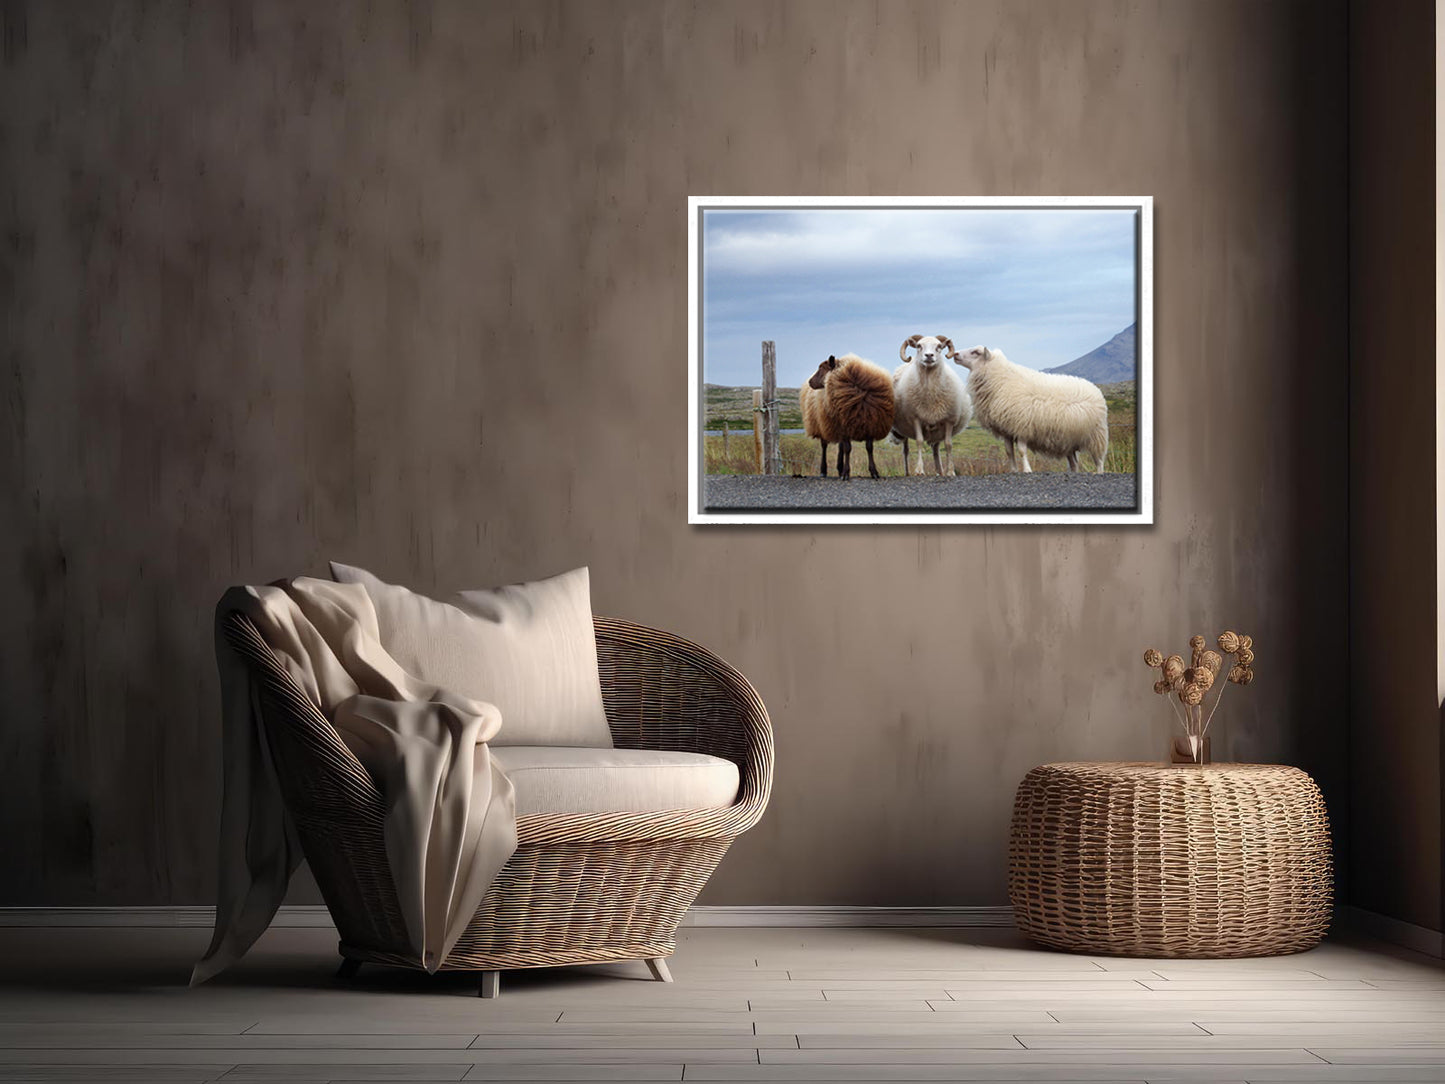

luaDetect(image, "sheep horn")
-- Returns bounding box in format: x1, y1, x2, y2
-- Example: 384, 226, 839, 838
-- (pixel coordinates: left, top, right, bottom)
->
899, 334, 923, 363
936, 335, 955, 355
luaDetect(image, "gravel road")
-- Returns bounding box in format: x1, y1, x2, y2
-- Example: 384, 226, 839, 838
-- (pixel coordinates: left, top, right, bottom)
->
703, 472, 1137, 512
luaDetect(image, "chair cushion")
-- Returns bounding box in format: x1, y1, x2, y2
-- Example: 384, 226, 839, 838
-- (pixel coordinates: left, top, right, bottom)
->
329, 563, 613, 748
490, 746, 740, 816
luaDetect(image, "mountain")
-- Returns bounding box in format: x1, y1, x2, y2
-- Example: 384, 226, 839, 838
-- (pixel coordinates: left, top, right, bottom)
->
1045, 324, 1136, 384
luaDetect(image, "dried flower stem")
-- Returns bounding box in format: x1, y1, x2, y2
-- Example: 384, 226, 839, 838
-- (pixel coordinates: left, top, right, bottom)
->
1161, 690, 1196, 745
1201, 669, 1230, 737
1166, 694, 1188, 733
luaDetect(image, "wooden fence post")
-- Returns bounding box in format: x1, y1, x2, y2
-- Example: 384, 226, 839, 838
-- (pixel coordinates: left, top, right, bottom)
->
722, 420, 729, 457
752, 389, 764, 473
762, 341, 778, 475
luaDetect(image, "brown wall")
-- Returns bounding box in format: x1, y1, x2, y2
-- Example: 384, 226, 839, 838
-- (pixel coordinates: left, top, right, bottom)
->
1348, 0, 1441, 933
0, 0, 1349, 907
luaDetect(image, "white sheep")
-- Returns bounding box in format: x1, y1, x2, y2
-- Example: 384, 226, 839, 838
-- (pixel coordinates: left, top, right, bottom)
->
891, 334, 973, 476
950, 345, 1109, 473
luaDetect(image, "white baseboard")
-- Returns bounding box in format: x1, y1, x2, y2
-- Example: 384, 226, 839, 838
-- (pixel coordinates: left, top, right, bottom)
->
0, 904, 1014, 930
0, 906, 333, 928
19, 904, 1443, 955
682, 906, 1015, 927
1340, 905, 1445, 958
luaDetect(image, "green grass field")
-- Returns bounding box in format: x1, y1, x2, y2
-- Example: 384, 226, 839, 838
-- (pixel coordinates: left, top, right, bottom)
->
706, 383, 804, 431
704, 381, 1137, 477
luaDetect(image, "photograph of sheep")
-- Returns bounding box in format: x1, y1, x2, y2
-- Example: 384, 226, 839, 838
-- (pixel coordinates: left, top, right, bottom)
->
687, 196, 1153, 526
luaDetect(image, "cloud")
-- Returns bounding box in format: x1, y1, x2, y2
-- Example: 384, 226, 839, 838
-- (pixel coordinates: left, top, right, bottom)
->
700, 207, 1138, 386
705, 208, 1131, 274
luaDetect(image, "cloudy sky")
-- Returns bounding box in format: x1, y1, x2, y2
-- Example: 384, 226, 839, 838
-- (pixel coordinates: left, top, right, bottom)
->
701, 207, 1138, 387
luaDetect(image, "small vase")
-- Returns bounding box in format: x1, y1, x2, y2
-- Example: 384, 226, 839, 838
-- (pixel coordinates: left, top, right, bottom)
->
1170, 734, 1211, 764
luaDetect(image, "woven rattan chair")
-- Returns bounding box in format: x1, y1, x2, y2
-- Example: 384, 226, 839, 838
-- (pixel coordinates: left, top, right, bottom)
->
221, 612, 773, 996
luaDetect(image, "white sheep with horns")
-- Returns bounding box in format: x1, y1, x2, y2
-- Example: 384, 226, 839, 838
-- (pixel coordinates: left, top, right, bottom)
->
891, 334, 973, 476
949, 344, 1109, 473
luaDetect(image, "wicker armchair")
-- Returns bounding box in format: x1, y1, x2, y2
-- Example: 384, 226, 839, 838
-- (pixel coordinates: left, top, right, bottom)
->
221, 612, 773, 994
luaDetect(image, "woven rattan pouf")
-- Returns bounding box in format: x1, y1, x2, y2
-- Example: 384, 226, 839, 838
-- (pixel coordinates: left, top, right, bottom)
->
1008, 762, 1332, 958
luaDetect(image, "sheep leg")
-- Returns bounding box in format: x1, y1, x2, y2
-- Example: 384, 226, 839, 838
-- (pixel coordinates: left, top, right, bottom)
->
1068, 450, 1080, 473
1095, 439, 1109, 474
865, 439, 881, 479
912, 422, 927, 476
942, 425, 956, 477
838, 439, 852, 480
1018, 441, 1033, 473
1003, 436, 1017, 472
817, 440, 828, 478
931, 442, 943, 476
900, 437, 909, 476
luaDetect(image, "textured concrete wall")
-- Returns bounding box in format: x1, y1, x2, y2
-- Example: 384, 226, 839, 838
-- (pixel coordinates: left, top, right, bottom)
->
0, 0, 1349, 906
1349, 0, 1440, 933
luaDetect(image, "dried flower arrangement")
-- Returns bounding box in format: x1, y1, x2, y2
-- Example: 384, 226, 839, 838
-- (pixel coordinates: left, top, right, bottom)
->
1143, 631, 1256, 763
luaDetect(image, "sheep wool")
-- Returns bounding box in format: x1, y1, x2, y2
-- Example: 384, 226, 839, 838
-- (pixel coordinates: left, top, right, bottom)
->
954, 345, 1109, 473
891, 362, 972, 447
799, 382, 841, 445
823, 354, 895, 443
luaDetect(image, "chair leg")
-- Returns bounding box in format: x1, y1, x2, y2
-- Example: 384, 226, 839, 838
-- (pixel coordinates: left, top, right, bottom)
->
477, 970, 500, 998
645, 957, 673, 983
335, 958, 361, 980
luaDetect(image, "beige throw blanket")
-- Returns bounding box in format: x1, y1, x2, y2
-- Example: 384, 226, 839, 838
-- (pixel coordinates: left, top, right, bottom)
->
191, 578, 517, 985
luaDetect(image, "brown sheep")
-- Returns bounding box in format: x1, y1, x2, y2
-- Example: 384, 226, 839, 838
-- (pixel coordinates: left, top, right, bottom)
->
800, 373, 841, 476
802, 353, 896, 479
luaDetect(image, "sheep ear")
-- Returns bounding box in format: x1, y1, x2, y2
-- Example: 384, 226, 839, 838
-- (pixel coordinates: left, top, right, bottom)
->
936, 335, 954, 353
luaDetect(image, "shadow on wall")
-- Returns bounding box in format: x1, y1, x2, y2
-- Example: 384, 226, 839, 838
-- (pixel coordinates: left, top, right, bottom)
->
1283, 0, 1350, 889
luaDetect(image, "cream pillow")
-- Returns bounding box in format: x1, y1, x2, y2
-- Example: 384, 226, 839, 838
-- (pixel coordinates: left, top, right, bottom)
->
329, 562, 613, 748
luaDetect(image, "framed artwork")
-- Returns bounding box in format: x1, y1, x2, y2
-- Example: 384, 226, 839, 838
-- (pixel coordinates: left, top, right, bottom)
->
687, 196, 1153, 526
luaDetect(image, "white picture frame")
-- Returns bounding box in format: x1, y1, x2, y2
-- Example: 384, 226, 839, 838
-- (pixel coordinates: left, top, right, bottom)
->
687, 195, 1153, 526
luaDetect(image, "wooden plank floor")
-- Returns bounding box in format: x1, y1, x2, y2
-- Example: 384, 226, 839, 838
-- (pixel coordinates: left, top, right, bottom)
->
0, 925, 1443, 1082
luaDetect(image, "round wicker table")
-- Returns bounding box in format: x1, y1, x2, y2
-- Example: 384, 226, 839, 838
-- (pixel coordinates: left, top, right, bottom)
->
1008, 762, 1332, 958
